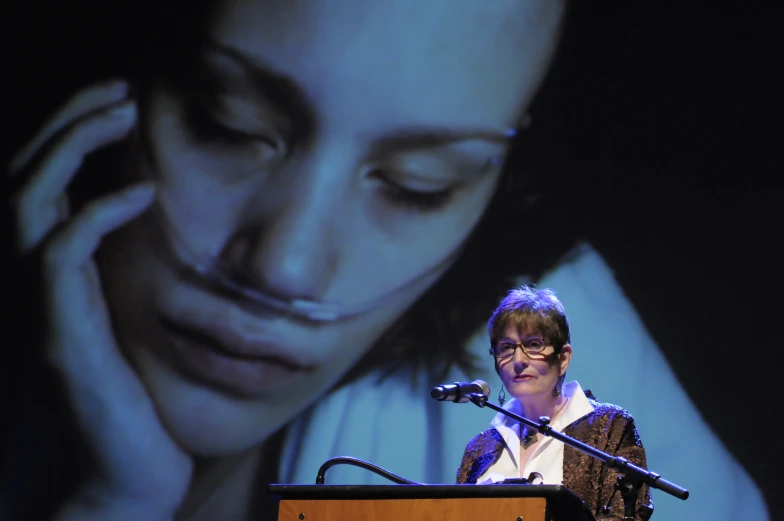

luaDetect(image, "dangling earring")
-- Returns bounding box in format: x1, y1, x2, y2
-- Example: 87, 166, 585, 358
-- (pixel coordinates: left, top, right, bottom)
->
498, 383, 507, 405
553, 374, 564, 399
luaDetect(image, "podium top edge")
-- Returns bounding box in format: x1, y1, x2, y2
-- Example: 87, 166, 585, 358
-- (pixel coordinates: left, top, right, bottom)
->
267, 484, 577, 500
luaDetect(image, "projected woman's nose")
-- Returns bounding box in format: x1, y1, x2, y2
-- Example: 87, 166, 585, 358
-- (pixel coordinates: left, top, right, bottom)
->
213, 178, 343, 320
147, 179, 345, 320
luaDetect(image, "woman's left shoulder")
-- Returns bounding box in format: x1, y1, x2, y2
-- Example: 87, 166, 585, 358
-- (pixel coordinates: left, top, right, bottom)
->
567, 395, 645, 451
579, 390, 638, 427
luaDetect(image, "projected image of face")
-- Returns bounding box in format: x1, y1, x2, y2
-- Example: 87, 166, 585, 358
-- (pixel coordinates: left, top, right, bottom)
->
97, 0, 567, 455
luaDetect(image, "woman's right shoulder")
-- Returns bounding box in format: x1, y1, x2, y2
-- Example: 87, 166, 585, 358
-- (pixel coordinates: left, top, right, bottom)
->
457, 428, 505, 484
462, 428, 504, 456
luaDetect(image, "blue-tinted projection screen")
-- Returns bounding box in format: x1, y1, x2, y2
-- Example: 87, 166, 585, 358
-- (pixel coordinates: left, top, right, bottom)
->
1, 2, 772, 521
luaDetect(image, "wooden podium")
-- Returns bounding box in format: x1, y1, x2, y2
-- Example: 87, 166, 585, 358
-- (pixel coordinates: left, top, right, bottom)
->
268, 484, 596, 521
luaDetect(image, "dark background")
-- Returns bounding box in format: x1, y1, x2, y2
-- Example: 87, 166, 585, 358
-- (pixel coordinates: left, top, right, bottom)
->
590, 6, 783, 518
4, 2, 783, 519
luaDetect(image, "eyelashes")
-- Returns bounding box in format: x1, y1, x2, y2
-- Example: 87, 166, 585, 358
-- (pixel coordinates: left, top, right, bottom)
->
370, 169, 456, 211
381, 182, 455, 211
186, 101, 278, 149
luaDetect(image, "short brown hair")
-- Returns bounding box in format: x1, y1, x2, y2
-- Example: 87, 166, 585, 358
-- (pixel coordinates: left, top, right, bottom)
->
487, 285, 570, 352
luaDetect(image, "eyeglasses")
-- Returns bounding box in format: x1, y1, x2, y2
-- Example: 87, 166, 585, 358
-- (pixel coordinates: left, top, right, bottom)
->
490, 338, 552, 360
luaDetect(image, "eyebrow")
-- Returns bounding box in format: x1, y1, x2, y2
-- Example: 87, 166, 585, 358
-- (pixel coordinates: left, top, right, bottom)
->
202, 35, 518, 148
201, 35, 313, 130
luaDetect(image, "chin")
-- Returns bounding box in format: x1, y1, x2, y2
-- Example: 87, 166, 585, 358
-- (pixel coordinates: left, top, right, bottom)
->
132, 347, 290, 457
508, 382, 544, 398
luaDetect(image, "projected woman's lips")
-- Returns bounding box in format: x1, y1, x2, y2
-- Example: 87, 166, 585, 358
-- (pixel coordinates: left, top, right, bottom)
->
158, 313, 317, 396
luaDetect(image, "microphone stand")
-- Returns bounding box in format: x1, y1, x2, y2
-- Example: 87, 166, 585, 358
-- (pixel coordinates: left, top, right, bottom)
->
467, 393, 689, 520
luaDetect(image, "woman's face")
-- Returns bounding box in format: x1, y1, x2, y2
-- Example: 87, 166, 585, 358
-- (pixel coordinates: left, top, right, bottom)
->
99, 0, 566, 455
495, 326, 571, 403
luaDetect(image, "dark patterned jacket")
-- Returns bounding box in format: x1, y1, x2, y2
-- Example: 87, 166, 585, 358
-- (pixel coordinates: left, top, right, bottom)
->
455, 394, 654, 521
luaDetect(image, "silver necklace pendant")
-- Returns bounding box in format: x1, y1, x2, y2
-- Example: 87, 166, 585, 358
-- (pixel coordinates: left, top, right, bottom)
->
521, 427, 539, 449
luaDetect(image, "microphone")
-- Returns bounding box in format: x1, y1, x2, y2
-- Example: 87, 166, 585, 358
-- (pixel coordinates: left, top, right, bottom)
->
430, 380, 490, 403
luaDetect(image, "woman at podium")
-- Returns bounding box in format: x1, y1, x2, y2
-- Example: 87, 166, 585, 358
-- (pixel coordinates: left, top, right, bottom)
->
456, 285, 654, 521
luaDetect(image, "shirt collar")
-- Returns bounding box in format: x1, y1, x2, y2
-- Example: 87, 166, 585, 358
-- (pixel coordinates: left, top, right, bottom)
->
490, 381, 595, 462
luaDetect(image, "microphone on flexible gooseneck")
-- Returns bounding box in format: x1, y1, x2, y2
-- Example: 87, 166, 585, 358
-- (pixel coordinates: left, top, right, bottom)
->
430, 380, 490, 403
